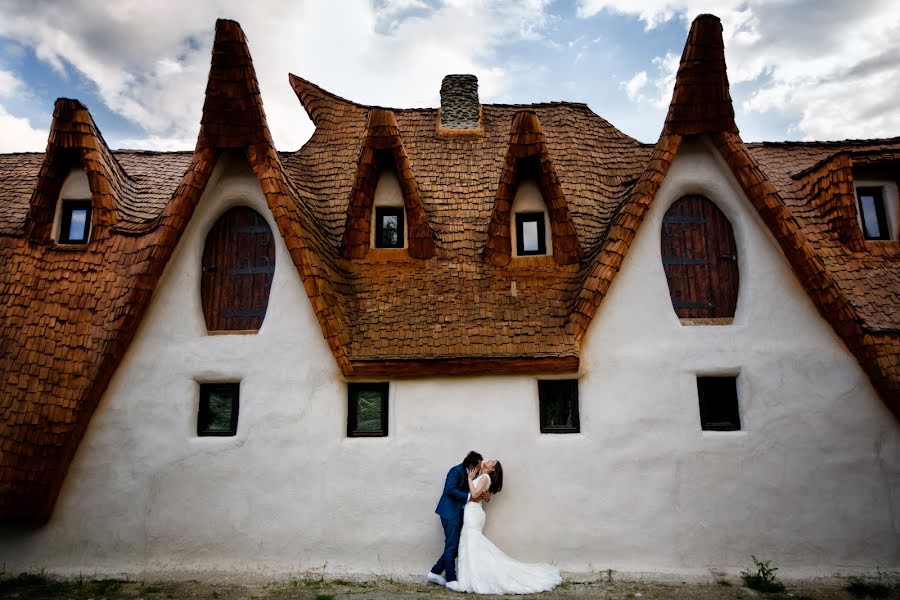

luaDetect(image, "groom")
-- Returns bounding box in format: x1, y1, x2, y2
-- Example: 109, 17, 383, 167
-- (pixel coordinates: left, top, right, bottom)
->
427, 450, 489, 592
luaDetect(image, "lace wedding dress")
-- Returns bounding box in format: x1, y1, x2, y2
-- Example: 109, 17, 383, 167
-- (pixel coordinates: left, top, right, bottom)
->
456, 474, 562, 594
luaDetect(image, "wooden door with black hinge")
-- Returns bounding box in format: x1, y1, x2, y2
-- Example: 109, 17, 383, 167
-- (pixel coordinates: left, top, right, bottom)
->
661, 195, 739, 319
201, 206, 275, 332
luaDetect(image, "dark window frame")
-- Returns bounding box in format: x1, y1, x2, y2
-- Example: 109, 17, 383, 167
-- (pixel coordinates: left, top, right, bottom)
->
538, 379, 580, 434
347, 382, 389, 437
696, 376, 741, 431
515, 211, 547, 256
374, 206, 405, 249
855, 186, 891, 241
58, 199, 92, 244
197, 382, 240, 437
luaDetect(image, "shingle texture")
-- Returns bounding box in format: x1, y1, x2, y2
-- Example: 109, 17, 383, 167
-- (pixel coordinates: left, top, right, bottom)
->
0, 14, 897, 522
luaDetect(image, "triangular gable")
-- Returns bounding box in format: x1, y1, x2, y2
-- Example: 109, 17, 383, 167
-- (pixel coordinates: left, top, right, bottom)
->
189, 19, 353, 371
0, 19, 357, 523
568, 13, 899, 415
25, 98, 124, 243
341, 108, 435, 259
0, 98, 186, 522
484, 110, 581, 266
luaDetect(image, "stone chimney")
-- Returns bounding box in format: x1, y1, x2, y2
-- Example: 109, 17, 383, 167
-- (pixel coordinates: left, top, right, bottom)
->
439, 74, 480, 130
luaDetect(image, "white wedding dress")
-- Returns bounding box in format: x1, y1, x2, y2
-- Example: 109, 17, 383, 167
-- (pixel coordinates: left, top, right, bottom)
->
456, 474, 562, 594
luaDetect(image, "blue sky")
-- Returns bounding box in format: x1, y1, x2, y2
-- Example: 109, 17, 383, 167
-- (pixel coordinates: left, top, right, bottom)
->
0, 0, 898, 152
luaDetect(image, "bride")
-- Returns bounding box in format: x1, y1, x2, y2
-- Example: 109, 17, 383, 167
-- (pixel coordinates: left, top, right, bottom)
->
455, 460, 562, 594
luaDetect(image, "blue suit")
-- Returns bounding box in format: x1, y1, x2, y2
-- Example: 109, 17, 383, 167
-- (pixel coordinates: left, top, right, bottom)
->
431, 463, 469, 582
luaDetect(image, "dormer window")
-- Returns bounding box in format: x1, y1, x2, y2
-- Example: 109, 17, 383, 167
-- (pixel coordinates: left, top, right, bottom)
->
510, 179, 551, 258
369, 170, 408, 250
58, 200, 92, 244
855, 186, 891, 241
375, 206, 404, 248
53, 169, 92, 245
516, 212, 546, 255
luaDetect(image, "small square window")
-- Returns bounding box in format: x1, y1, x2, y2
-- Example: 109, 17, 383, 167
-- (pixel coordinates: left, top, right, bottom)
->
58, 200, 92, 244
516, 212, 547, 255
696, 376, 740, 431
855, 187, 890, 240
348, 382, 389, 437
374, 207, 404, 248
538, 379, 579, 433
198, 382, 240, 436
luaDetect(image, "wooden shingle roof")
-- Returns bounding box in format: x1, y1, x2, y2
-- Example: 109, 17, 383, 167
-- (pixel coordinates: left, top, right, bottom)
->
0, 15, 897, 521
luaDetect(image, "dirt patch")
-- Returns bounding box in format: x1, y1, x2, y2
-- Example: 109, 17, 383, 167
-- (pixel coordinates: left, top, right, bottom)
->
0, 572, 897, 600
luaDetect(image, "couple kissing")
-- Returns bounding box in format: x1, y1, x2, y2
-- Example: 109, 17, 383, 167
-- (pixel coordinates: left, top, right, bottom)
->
427, 451, 561, 594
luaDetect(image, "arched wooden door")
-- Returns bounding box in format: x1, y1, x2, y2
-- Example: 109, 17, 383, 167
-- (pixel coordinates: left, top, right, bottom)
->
201, 207, 275, 332
660, 195, 739, 319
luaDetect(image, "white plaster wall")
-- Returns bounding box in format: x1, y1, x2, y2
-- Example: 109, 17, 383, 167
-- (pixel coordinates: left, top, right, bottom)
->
510, 179, 551, 257
1, 145, 897, 578
369, 170, 408, 249
854, 180, 899, 240
576, 138, 900, 572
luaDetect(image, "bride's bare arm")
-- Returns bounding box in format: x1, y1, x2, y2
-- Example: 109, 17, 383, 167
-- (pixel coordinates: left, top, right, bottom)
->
467, 472, 490, 501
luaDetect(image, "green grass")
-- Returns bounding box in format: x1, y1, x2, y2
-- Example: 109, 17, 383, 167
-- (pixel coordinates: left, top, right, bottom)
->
845, 576, 893, 599
314, 595, 335, 600
0, 571, 70, 595
717, 579, 733, 587
0, 571, 126, 598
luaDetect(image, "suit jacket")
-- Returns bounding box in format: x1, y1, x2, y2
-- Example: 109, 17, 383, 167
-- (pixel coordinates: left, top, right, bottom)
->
435, 463, 470, 521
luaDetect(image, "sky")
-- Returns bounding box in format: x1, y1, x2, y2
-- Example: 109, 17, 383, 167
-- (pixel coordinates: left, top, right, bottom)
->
0, 0, 898, 153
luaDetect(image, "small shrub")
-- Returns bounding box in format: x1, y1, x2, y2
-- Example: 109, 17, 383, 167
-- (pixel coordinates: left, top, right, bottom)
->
717, 579, 733, 587
315, 595, 335, 600
740, 556, 785, 593
845, 576, 891, 599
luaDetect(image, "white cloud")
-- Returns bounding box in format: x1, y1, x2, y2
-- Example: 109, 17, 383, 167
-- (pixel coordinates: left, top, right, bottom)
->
0, 70, 27, 98
621, 70, 647, 101
0, 0, 555, 151
583, 0, 900, 140
0, 104, 48, 152
619, 52, 678, 108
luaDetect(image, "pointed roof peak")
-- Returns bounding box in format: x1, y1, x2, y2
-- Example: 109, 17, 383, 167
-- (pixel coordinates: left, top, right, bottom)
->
367, 107, 399, 129
197, 17, 273, 150
54, 97, 89, 112
214, 18, 246, 42
663, 12, 736, 136
289, 73, 368, 127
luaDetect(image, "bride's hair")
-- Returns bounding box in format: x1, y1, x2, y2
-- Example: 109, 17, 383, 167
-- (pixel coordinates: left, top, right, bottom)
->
488, 462, 503, 494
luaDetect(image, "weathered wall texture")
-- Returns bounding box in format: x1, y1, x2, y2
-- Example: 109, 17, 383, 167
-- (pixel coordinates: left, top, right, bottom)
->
1, 144, 897, 577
